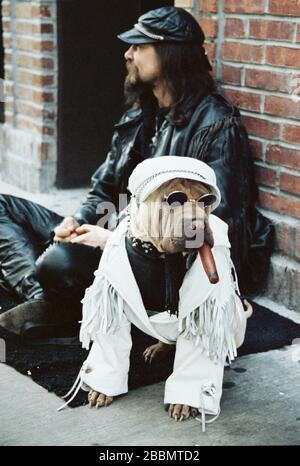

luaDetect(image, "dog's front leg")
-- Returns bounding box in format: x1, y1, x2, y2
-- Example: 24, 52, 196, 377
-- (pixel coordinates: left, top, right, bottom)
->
143, 341, 174, 364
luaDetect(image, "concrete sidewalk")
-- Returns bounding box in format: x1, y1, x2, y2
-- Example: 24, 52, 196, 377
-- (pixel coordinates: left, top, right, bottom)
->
0, 181, 299, 446
0, 345, 299, 446
0, 180, 87, 217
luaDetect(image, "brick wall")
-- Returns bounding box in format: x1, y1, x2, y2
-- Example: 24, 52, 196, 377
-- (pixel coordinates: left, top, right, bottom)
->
175, 0, 300, 310
1, 0, 57, 191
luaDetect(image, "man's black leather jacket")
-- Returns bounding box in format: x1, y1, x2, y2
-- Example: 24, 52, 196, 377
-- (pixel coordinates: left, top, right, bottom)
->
74, 93, 274, 295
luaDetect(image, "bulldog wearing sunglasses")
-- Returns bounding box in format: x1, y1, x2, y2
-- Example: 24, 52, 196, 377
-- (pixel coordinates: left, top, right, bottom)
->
59, 157, 252, 431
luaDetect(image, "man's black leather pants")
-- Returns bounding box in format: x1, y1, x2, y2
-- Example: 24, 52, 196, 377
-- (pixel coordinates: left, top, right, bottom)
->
0, 194, 102, 313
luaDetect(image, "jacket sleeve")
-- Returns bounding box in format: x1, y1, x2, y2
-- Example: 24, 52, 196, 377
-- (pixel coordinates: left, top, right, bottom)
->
190, 116, 258, 269
73, 129, 121, 227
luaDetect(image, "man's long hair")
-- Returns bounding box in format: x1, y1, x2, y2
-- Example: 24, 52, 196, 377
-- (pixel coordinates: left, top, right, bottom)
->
124, 43, 216, 126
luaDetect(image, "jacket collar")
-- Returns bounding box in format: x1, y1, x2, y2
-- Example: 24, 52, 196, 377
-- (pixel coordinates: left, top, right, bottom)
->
114, 107, 143, 129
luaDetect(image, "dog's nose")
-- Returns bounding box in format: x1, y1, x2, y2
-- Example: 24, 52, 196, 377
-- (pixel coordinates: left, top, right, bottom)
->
183, 220, 204, 244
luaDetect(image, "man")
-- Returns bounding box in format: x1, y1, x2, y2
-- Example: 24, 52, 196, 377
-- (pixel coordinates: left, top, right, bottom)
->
0, 6, 273, 337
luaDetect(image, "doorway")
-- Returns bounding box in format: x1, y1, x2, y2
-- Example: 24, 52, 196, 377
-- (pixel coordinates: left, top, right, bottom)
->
56, 0, 174, 188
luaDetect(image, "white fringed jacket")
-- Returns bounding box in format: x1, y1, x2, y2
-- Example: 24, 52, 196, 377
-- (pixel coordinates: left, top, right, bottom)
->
79, 213, 247, 363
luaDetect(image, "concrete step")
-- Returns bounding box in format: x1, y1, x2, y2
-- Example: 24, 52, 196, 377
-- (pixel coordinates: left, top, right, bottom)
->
264, 253, 300, 313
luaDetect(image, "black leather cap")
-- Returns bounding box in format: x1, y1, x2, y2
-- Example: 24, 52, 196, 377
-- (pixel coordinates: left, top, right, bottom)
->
118, 6, 206, 45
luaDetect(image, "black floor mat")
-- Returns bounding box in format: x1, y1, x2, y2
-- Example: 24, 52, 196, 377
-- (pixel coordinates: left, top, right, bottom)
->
0, 294, 299, 408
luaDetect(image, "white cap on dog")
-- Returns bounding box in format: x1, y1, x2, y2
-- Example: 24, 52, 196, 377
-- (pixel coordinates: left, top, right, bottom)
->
128, 156, 221, 211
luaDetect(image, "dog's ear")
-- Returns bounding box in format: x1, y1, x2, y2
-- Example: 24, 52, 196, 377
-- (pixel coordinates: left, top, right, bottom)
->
204, 215, 214, 248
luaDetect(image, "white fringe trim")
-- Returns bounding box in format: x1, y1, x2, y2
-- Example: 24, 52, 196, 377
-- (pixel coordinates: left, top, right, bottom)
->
79, 273, 124, 350
179, 294, 241, 363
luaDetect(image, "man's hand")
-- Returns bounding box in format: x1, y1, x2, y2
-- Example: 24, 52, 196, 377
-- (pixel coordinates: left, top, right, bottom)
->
53, 217, 80, 243
70, 224, 112, 250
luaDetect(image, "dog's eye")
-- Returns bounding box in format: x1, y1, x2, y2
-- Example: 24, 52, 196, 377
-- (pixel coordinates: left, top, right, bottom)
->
197, 194, 217, 207
165, 191, 188, 205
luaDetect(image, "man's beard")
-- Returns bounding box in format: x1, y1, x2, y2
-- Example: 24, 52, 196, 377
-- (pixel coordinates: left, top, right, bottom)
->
124, 62, 155, 108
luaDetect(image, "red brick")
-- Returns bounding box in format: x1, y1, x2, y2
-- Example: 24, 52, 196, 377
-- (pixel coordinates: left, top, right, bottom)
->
223, 42, 263, 64
16, 3, 35, 18
16, 85, 54, 103
249, 138, 264, 160
282, 124, 300, 145
266, 145, 300, 170
225, 19, 245, 38
200, 18, 218, 38
16, 101, 43, 120
266, 46, 300, 68
38, 40, 54, 53
35, 124, 55, 136
223, 88, 261, 112
16, 116, 34, 131
5, 99, 13, 113
297, 25, 300, 42
39, 6, 52, 18
16, 21, 54, 35
222, 65, 241, 85
269, 0, 300, 16
250, 20, 293, 41
17, 116, 55, 135
245, 69, 289, 93
275, 223, 295, 256
4, 51, 12, 64
204, 42, 216, 62
2, 2, 11, 17
16, 37, 54, 53
175, 0, 193, 7
4, 82, 13, 96
16, 3, 52, 19
200, 0, 218, 13
2, 19, 11, 32
16, 54, 54, 70
265, 96, 300, 121
3, 34, 12, 48
280, 172, 300, 196
4, 66, 12, 81
242, 115, 280, 139
32, 90, 54, 104
224, 0, 264, 13
16, 70, 54, 87
255, 165, 277, 188
259, 190, 300, 219
16, 101, 55, 120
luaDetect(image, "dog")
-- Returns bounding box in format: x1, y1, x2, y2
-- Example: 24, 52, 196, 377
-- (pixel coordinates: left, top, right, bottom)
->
60, 156, 252, 429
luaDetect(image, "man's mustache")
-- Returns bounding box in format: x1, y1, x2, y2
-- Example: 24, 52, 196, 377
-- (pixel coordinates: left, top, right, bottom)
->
126, 61, 138, 80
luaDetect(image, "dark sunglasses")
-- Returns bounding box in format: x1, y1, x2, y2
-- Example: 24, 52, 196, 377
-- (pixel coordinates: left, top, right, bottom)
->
164, 191, 216, 207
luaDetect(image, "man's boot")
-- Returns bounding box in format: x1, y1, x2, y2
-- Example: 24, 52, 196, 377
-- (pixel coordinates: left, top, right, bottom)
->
0, 299, 53, 335
0, 298, 79, 339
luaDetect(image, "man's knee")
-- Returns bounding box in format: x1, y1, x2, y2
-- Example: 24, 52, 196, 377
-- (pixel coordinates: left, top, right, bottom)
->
36, 242, 101, 293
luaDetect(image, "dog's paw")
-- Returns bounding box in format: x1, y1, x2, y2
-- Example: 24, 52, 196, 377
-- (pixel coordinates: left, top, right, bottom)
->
143, 341, 173, 364
88, 390, 114, 409
168, 404, 198, 422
